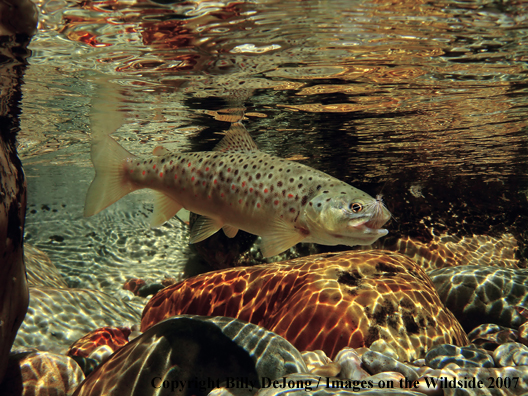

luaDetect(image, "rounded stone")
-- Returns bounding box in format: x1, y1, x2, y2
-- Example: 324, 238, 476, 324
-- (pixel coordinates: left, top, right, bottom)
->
141, 251, 469, 361
0, 351, 84, 395
467, 323, 518, 351
425, 344, 494, 369
73, 315, 307, 396
67, 326, 131, 360
334, 347, 370, 380
493, 342, 528, 367
362, 351, 419, 381
427, 265, 528, 331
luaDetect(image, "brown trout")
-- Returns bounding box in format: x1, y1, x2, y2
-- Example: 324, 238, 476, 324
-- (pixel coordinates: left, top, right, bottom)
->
84, 123, 391, 257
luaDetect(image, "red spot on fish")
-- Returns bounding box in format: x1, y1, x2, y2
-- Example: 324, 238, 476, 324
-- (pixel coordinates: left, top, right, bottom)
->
257, 203, 261, 208
242, 182, 246, 187
208, 195, 211, 199
264, 188, 268, 193
142, 171, 146, 176
227, 168, 231, 172
290, 208, 296, 213
159, 172, 163, 178
174, 174, 178, 179
188, 162, 191, 167
288, 194, 294, 198
249, 188, 253, 192
202, 181, 206, 186
153, 165, 156, 170
221, 193, 224, 197
191, 177, 195, 181
130, 169, 134, 173
232, 184, 235, 190
214, 179, 217, 184
205, 167, 209, 171
239, 199, 242, 204
170, 160, 173, 165
274, 200, 279, 205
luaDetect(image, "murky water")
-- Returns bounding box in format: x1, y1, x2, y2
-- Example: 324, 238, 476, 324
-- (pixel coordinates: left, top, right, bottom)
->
19, 0, 528, 293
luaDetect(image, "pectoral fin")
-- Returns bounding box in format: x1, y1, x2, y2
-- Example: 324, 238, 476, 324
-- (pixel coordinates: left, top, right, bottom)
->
151, 192, 183, 227
189, 215, 223, 244
222, 225, 239, 238
259, 217, 307, 257
153, 146, 170, 156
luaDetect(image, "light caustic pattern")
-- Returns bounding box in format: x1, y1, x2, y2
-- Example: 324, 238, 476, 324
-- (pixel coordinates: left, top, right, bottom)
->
141, 250, 469, 361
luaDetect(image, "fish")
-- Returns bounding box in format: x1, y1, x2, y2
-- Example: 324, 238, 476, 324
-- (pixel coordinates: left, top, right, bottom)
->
84, 122, 391, 257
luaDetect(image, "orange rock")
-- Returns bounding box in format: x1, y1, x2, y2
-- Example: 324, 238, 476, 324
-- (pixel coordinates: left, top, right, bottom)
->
123, 278, 146, 296
67, 326, 132, 359
141, 251, 469, 360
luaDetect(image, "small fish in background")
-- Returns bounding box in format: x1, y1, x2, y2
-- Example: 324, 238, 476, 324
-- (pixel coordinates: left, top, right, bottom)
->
84, 123, 391, 257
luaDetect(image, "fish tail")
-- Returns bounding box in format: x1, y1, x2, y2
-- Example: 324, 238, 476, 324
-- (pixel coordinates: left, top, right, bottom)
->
84, 135, 138, 217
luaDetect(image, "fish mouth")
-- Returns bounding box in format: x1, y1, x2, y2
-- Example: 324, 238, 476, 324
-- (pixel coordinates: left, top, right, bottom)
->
361, 196, 391, 230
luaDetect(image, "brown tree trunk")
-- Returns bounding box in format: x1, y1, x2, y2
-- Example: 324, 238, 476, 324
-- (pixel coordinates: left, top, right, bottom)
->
0, 0, 37, 384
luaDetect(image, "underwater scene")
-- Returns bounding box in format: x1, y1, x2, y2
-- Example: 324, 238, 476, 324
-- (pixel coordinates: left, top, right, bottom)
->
1, 0, 528, 394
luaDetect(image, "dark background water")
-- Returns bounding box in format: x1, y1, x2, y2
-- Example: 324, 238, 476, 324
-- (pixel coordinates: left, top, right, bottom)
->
14, 0, 528, 289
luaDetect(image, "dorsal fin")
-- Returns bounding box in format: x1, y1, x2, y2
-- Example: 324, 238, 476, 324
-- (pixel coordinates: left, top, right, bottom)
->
213, 122, 259, 152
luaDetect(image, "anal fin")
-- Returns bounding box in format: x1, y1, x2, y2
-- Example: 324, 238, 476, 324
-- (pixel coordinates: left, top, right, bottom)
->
189, 215, 223, 244
222, 225, 239, 238
151, 192, 183, 227
259, 217, 307, 257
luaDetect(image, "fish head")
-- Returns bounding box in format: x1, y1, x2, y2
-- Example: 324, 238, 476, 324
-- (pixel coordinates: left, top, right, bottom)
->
304, 191, 391, 246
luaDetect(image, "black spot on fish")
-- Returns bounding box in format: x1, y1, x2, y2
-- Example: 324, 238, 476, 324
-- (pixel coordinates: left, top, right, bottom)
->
308, 177, 313, 181
326, 198, 331, 202
252, 165, 257, 169
161, 159, 165, 163
256, 173, 261, 180
289, 178, 294, 183
286, 169, 290, 173
316, 185, 321, 190
239, 159, 243, 163
317, 203, 321, 207
341, 191, 346, 194
298, 183, 303, 188
243, 164, 248, 169
277, 181, 283, 187
268, 174, 273, 179
219, 161, 224, 166
301, 196, 308, 205
279, 168, 283, 172
234, 169, 239, 175
249, 176, 253, 181
323, 190, 329, 194
198, 158, 203, 163
237, 176, 241, 182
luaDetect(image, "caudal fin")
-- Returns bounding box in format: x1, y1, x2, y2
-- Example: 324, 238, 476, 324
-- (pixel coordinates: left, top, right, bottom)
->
84, 136, 138, 217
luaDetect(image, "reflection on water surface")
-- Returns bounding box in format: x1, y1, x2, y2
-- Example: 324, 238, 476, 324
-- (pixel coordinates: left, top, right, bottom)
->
18, 0, 528, 290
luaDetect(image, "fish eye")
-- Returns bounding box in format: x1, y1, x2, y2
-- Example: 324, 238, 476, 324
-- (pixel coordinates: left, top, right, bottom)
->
349, 203, 363, 213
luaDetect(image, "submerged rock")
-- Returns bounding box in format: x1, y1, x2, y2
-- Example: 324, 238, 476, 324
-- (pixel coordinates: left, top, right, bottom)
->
0, 351, 84, 396
467, 323, 518, 351
73, 315, 307, 396
141, 251, 468, 361
427, 265, 528, 331
13, 286, 141, 353
25, 244, 69, 289
67, 326, 132, 361
424, 344, 494, 369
